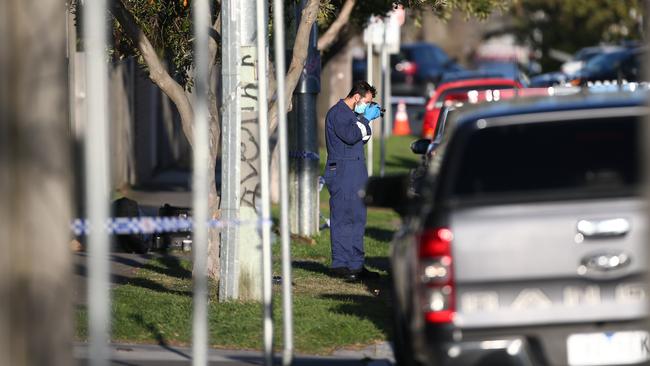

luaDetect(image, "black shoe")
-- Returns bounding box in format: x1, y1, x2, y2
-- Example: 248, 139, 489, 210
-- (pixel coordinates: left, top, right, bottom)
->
330, 267, 351, 278
344, 272, 360, 282
352, 267, 381, 279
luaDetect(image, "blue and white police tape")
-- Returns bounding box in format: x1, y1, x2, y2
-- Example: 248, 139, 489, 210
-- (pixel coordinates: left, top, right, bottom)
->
70, 216, 273, 236
288, 150, 320, 161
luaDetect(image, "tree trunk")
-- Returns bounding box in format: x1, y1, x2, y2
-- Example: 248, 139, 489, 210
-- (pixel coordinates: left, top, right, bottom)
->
0, 0, 73, 364
207, 67, 222, 282
207, 150, 221, 281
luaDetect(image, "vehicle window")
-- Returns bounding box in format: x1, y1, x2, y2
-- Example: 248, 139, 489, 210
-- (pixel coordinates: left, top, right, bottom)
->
434, 48, 451, 65
585, 51, 629, 72
621, 52, 644, 79
433, 107, 450, 143
411, 46, 441, 66
390, 51, 409, 66
449, 116, 640, 204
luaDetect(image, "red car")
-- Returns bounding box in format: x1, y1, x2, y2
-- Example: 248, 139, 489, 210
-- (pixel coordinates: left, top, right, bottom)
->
421, 78, 523, 138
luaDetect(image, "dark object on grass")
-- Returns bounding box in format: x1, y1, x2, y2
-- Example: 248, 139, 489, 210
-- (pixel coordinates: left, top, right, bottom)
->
156, 203, 192, 251
111, 197, 150, 254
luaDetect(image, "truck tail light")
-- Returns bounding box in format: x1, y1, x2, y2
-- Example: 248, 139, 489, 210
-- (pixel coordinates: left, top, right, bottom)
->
418, 228, 455, 324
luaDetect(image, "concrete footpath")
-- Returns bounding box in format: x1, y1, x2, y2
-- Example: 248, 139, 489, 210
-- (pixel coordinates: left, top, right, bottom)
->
74, 342, 394, 366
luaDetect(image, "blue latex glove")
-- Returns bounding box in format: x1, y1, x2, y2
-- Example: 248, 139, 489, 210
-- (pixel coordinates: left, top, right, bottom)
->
364, 104, 382, 121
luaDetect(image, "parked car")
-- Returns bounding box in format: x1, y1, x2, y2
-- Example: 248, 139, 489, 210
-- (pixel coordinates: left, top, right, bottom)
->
529, 71, 569, 87
475, 61, 532, 85
420, 77, 522, 138
571, 47, 647, 85
410, 87, 567, 197
353, 43, 463, 97
439, 70, 520, 84
365, 90, 648, 366
561, 45, 625, 76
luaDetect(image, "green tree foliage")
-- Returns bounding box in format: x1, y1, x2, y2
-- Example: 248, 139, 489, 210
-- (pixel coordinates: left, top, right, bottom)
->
511, 0, 644, 71
75, 0, 507, 90
111, 0, 208, 87
316, 0, 508, 65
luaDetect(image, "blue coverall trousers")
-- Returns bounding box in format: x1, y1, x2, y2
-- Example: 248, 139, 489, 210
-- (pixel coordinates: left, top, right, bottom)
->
324, 158, 368, 271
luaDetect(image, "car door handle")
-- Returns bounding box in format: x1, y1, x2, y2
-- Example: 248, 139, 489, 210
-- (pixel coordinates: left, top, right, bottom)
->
577, 218, 630, 238
581, 252, 630, 273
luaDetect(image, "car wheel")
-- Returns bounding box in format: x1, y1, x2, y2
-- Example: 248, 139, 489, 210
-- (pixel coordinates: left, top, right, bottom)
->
391, 291, 422, 366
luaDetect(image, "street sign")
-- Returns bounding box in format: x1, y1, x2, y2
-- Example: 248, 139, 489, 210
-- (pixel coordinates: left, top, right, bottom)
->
363, 11, 401, 55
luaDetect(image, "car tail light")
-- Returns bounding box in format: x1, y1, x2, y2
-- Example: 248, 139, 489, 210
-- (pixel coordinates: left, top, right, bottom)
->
421, 111, 436, 139
395, 61, 417, 76
403, 61, 417, 76
419, 228, 455, 324
425, 98, 435, 111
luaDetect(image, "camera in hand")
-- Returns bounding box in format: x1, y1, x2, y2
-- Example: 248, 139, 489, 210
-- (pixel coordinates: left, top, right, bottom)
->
370, 102, 386, 117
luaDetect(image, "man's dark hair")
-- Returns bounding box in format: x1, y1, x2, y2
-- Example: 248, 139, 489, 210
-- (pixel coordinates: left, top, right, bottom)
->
347, 81, 376, 98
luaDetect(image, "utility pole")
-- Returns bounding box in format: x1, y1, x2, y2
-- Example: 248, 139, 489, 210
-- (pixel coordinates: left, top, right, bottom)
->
221, 0, 264, 301
289, 0, 321, 236
0, 0, 73, 365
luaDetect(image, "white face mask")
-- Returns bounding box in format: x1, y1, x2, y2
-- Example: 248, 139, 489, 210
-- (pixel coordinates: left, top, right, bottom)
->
354, 101, 368, 114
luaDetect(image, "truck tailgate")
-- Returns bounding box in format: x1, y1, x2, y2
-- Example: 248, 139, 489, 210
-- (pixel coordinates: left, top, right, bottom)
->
450, 198, 647, 328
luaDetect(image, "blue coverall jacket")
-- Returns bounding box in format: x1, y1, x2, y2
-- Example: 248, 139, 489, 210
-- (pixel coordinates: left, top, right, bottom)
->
323, 99, 372, 271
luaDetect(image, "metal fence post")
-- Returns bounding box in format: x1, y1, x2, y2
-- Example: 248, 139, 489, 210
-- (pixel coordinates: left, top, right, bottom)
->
273, 0, 294, 363
83, 0, 111, 364
191, 0, 210, 365
380, 28, 389, 177
255, 0, 274, 363
366, 40, 374, 176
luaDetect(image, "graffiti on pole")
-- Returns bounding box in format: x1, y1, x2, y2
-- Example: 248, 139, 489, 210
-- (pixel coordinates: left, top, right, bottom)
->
240, 117, 261, 210
240, 46, 258, 112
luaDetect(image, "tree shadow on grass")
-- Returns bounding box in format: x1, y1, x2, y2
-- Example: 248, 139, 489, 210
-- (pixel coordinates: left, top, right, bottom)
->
386, 155, 419, 171
114, 275, 193, 297
74, 264, 192, 298
292, 260, 331, 277
364, 227, 395, 242
75, 252, 191, 281
140, 254, 192, 280
293, 258, 391, 278
287, 260, 396, 349
320, 293, 394, 340
127, 314, 191, 360
365, 256, 391, 273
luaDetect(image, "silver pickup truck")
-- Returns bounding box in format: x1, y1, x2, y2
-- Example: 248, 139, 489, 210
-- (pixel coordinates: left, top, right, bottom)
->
365, 91, 649, 366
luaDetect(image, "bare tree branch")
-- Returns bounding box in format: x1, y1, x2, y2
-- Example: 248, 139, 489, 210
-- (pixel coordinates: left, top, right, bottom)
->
109, 0, 195, 146
268, 0, 320, 133
317, 0, 356, 51
209, 8, 221, 74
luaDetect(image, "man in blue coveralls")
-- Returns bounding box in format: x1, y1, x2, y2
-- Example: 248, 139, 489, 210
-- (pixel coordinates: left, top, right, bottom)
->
324, 81, 383, 281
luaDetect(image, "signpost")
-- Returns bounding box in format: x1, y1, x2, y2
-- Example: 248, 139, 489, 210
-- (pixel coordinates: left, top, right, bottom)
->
363, 7, 403, 176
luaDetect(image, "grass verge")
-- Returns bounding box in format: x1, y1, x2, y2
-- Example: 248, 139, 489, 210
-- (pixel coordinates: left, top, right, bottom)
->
76, 135, 419, 354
